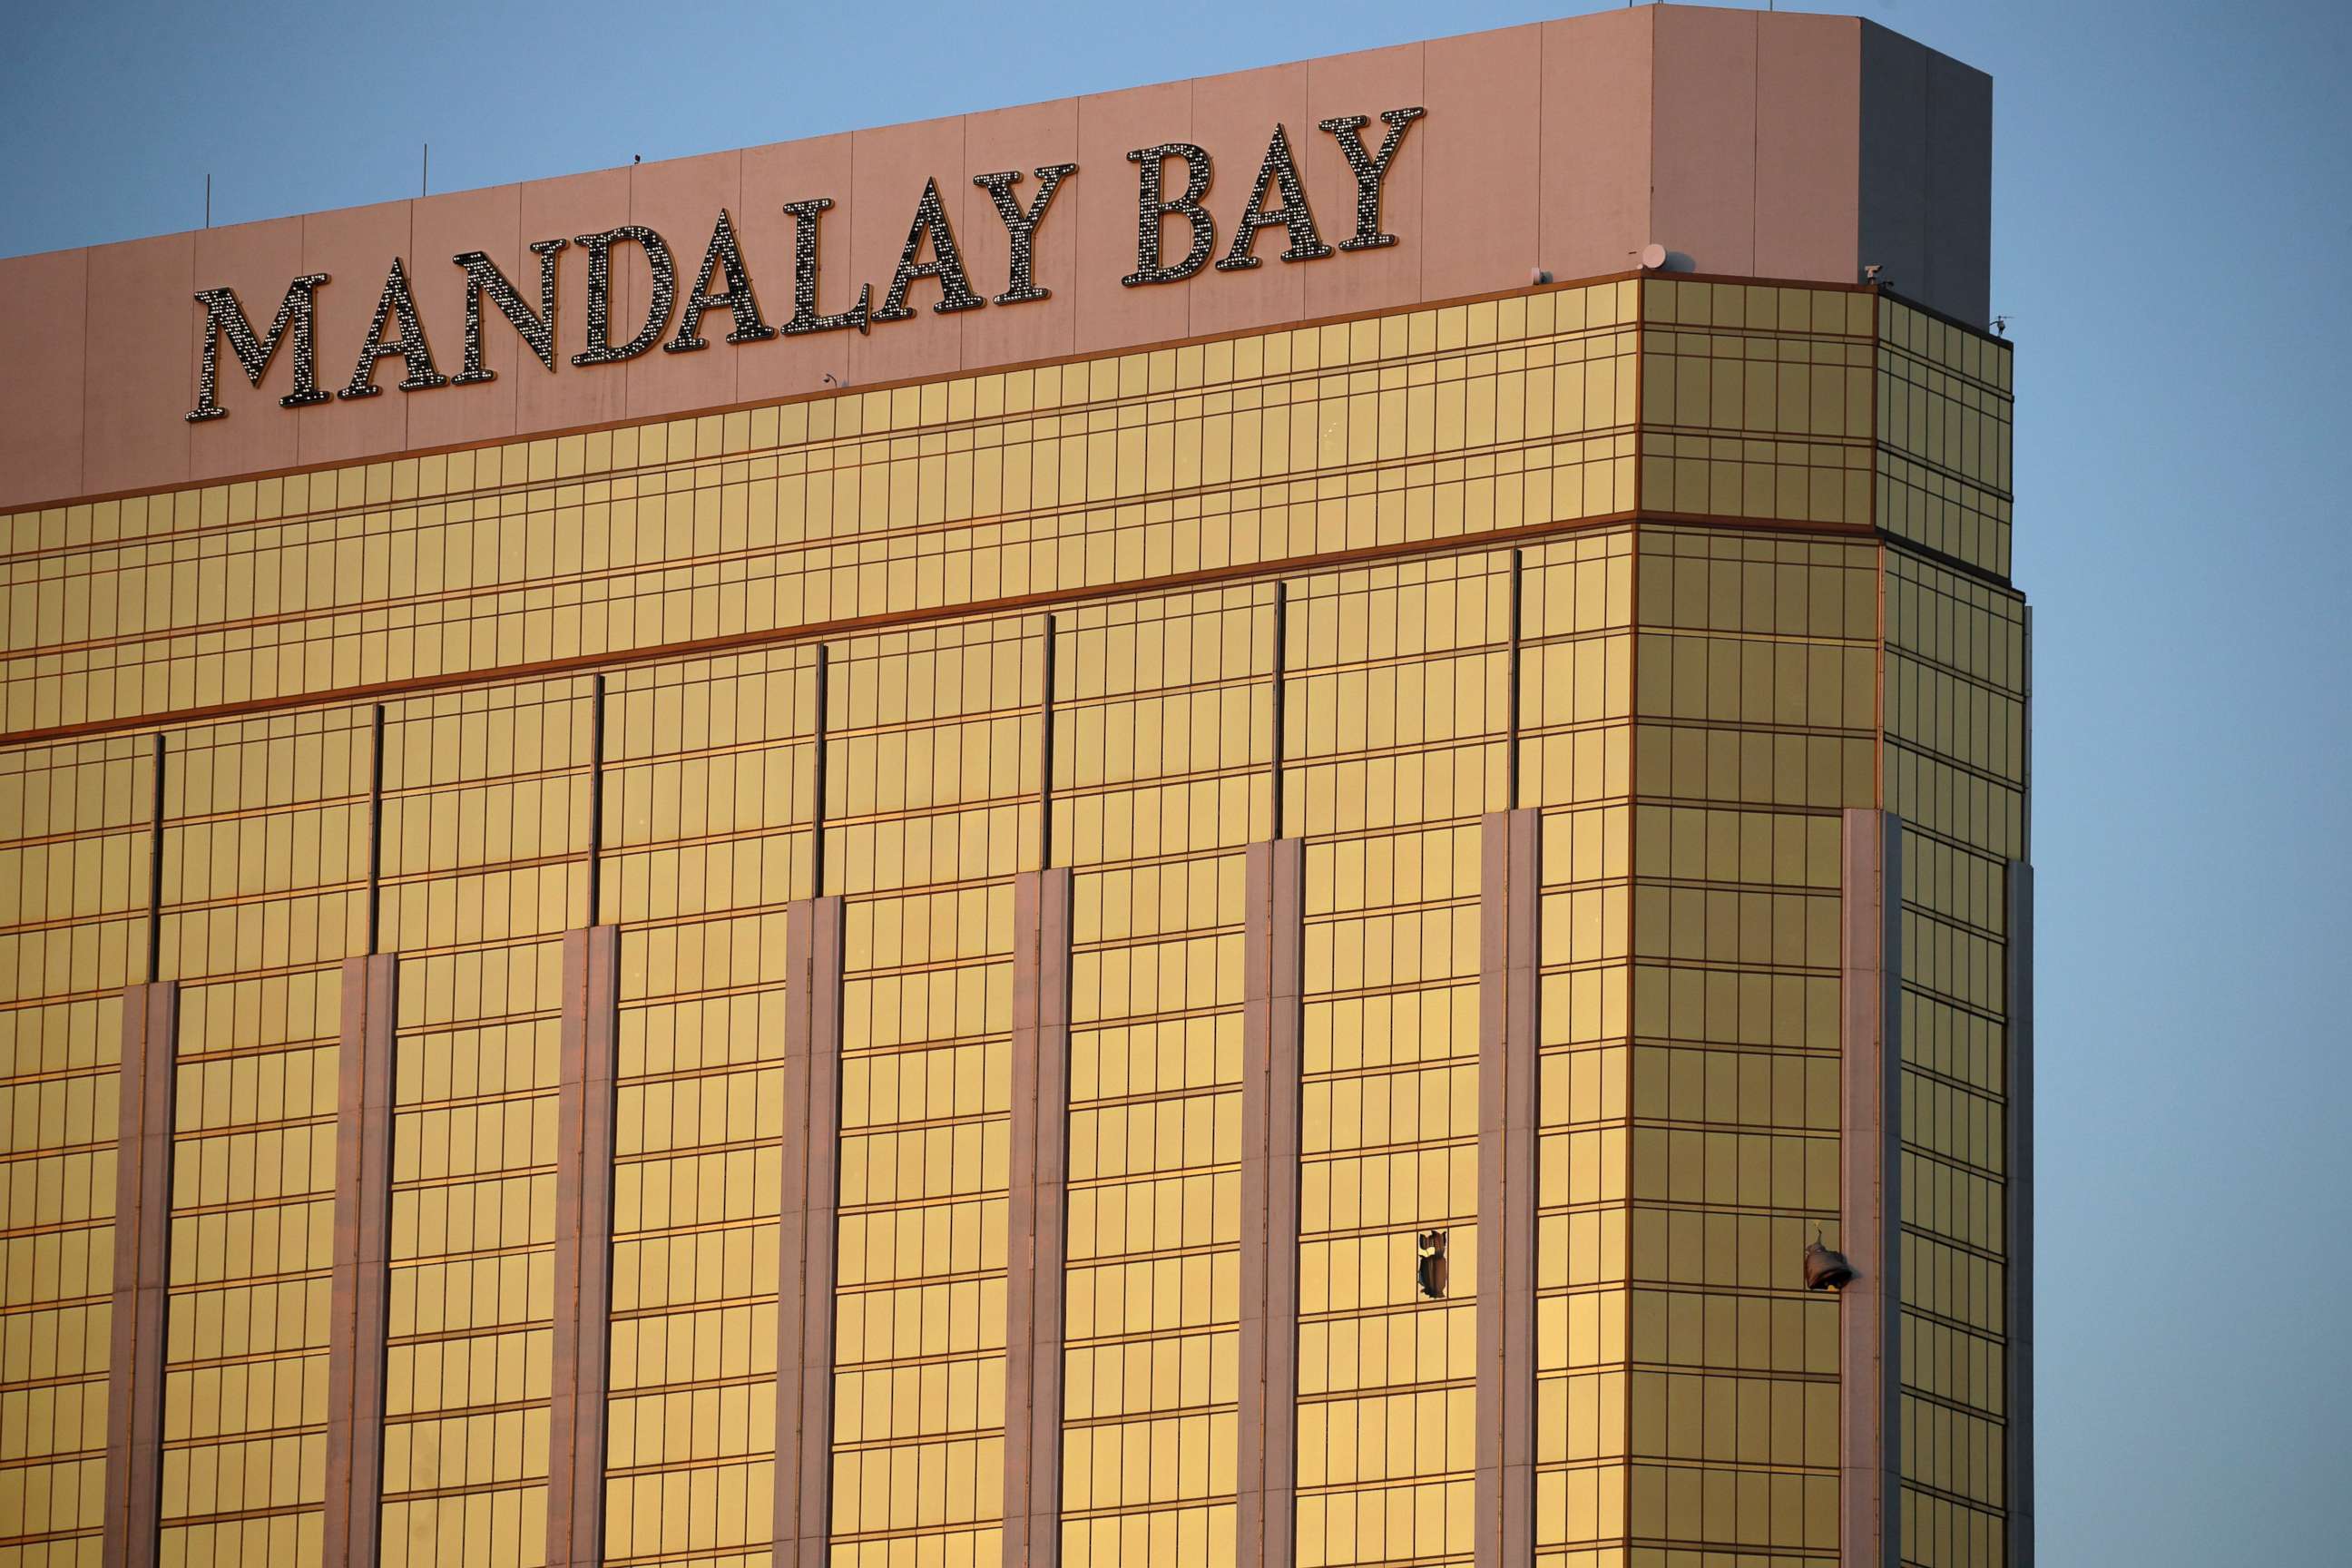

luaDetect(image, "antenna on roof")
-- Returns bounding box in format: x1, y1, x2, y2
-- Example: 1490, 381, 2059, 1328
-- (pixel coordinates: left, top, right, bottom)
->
204, 174, 211, 230
422, 143, 429, 198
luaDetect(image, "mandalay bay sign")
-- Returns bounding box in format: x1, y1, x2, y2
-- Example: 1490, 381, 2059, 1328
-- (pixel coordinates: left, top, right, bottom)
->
185, 109, 1424, 424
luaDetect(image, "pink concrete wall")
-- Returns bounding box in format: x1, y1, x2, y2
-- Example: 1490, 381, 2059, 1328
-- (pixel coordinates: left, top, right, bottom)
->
1540, 7, 1655, 285
0, 5, 1991, 515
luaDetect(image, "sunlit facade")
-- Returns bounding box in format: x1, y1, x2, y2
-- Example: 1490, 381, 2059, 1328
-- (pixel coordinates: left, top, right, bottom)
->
0, 12, 2027, 1568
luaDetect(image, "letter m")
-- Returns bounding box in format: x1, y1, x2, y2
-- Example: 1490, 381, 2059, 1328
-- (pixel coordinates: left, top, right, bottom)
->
187, 273, 331, 422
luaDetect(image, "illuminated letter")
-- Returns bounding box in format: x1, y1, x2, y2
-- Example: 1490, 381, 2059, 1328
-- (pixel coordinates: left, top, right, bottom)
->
972, 163, 1074, 305
670, 209, 778, 353
340, 257, 446, 399
1217, 122, 1331, 270
1316, 107, 1426, 250
450, 239, 566, 384
875, 178, 985, 322
569, 226, 676, 366
779, 198, 870, 337
1122, 143, 1214, 287
186, 274, 330, 421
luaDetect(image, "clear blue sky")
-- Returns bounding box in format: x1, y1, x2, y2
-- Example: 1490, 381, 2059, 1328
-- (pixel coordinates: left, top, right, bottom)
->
4, 0, 2346, 1559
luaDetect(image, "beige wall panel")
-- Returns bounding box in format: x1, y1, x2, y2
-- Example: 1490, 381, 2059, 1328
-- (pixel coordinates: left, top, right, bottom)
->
1071, 77, 1195, 358
1184, 62, 1313, 342
957, 97, 1083, 371
0, 245, 85, 507
737, 132, 858, 408
1475, 807, 1540, 1567
1419, 25, 1543, 305
406, 182, 527, 452
847, 114, 973, 390
1854, 42, 2010, 325
1840, 808, 1901, 1568
322, 954, 397, 1568
1003, 867, 1072, 1568
547, 924, 621, 1568
1538, 7, 1655, 286
1300, 39, 1427, 322
623, 149, 748, 421
775, 895, 845, 1568
294, 200, 417, 469
1924, 49, 1995, 329
1237, 838, 1305, 1568
100, 981, 177, 1568
81, 232, 191, 500
1650, 5, 1760, 279
185, 215, 306, 483
1756, 13, 1865, 288
514, 167, 638, 436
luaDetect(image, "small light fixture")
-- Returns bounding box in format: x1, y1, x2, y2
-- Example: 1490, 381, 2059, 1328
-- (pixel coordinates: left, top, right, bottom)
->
1416, 1230, 1448, 1299
1803, 1233, 1857, 1292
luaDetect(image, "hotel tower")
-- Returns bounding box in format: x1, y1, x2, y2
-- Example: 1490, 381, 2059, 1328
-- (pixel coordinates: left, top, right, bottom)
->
0, 7, 2028, 1567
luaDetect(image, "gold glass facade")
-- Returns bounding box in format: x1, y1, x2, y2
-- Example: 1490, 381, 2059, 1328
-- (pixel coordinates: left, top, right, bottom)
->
0, 277, 2024, 1568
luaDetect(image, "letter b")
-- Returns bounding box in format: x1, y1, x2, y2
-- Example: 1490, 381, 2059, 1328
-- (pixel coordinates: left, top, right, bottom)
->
1122, 143, 1215, 287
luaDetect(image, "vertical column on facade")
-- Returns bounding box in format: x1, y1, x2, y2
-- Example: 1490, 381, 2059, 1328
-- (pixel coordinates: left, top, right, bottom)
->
1236, 838, 1305, 1568
1839, 810, 1903, 1568
774, 896, 846, 1568
1003, 868, 1073, 1568
2005, 860, 2035, 1568
546, 926, 622, 1568
101, 982, 178, 1568
322, 955, 399, 1568
1474, 808, 1540, 1568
